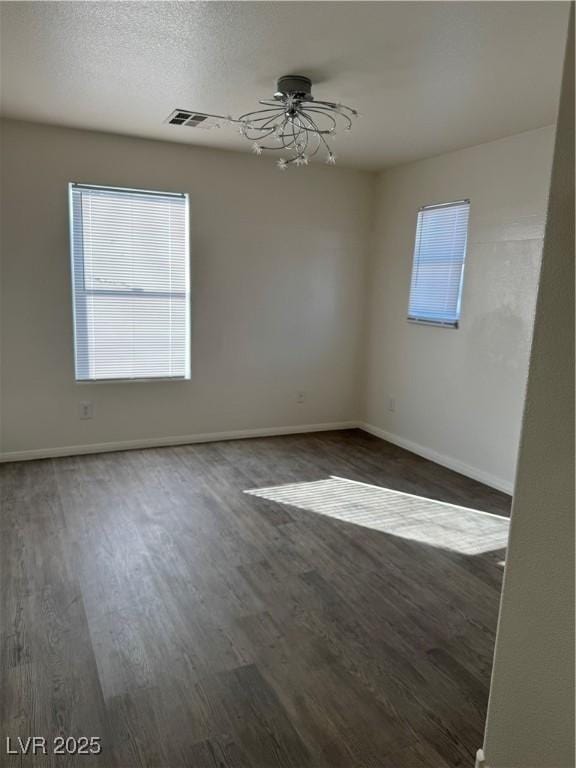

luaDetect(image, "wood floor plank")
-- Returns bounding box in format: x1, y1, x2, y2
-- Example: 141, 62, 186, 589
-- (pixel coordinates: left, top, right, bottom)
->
0, 429, 511, 767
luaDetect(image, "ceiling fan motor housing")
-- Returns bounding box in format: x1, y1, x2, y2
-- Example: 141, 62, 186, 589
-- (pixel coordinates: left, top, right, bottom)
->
274, 75, 313, 101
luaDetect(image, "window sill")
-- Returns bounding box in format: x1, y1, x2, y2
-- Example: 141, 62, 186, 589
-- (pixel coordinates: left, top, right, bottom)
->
75, 377, 191, 384
407, 317, 459, 329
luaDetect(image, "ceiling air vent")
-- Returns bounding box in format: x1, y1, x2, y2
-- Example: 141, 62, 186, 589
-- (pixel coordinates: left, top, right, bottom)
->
165, 110, 222, 129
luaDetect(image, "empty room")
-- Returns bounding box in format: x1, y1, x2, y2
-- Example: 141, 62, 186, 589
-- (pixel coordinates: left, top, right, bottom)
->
0, 2, 574, 767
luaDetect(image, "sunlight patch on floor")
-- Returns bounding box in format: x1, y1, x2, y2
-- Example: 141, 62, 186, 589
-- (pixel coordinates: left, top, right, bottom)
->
245, 476, 509, 556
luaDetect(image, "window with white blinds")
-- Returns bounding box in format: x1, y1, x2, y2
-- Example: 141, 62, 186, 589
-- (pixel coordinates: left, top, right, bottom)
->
69, 183, 190, 381
407, 200, 470, 328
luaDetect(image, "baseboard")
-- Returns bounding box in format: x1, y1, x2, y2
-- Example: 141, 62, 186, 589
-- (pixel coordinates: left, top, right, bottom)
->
358, 422, 514, 494
0, 421, 359, 464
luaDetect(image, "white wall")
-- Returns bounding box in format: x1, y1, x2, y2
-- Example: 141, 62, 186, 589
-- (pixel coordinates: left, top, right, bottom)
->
364, 126, 555, 492
482, 15, 574, 766
0, 119, 373, 457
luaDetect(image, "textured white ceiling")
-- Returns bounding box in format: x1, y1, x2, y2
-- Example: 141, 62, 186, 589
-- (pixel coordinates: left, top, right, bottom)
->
0, 1, 570, 170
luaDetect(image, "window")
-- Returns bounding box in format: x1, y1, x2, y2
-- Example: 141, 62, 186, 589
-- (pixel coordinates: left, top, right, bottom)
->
69, 184, 190, 381
407, 200, 470, 328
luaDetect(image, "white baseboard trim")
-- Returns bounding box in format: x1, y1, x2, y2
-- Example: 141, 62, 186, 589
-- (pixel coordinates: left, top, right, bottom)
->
358, 422, 514, 494
0, 421, 359, 464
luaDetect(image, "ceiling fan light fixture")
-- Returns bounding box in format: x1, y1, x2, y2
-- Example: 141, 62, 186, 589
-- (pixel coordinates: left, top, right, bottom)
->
237, 74, 357, 169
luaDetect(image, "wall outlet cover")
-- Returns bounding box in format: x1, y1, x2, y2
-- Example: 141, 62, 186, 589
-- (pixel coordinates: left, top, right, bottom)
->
79, 401, 93, 420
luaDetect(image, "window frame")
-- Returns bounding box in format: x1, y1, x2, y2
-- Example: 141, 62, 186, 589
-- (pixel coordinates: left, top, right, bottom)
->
68, 182, 191, 383
407, 198, 470, 330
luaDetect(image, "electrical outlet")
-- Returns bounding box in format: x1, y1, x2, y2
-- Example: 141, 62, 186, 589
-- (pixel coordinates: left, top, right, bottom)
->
388, 396, 396, 412
296, 390, 306, 404
79, 401, 93, 420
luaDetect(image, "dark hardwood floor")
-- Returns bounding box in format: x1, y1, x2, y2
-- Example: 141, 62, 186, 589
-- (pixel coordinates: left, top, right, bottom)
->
0, 429, 511, 767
